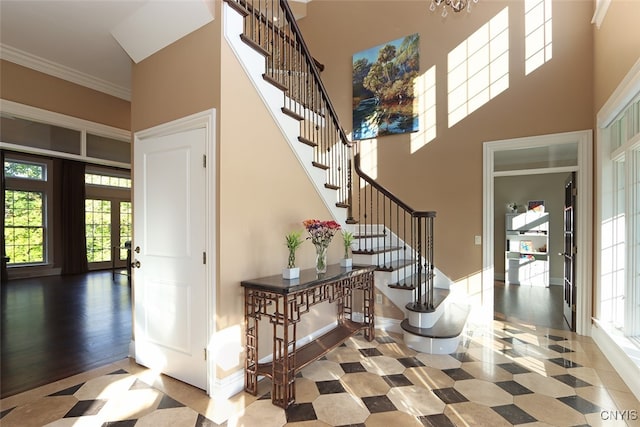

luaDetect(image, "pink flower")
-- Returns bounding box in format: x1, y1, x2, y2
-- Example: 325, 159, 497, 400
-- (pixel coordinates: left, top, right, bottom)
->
303, 219, 341, 248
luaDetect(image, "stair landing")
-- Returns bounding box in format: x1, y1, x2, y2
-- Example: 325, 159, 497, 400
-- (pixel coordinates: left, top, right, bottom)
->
401, 303, 470, 354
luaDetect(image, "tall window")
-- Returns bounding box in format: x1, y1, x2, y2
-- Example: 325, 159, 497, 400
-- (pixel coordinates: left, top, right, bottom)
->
4, 159, 49, 265
600, 94, 640, 339
84, 168, 131, 269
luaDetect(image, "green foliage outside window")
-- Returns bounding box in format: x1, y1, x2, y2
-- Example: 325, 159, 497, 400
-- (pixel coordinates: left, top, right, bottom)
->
85, 199, 112, 262
4, 190, 45, 264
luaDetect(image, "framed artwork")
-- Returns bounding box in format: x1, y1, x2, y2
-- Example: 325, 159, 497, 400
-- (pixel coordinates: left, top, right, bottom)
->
352, 34, 419, 140
528, 200, 545, 212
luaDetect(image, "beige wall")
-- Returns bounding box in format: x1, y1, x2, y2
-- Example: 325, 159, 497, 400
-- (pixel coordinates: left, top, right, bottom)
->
593, 0, 640, 113
0, 60, 130, 130
298, 0, 594, 284
217, 25, 347, 377
493, 173, 568, 283
131, 21, 221, 132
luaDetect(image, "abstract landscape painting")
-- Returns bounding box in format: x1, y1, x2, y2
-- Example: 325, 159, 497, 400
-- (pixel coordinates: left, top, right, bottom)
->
352, 34, 419, 140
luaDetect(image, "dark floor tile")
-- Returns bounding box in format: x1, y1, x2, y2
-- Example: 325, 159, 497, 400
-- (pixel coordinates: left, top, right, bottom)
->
497, 362, 530, 374
359, 348, 383, 357
340, 362, 367, 373
157, 394, 185, 409
548, 357, 582, 368
492, 404, 537, 424
382, 374, 413, 387
107, 369, 129, 375
0, 407, 15, 419
195, 414, 223, 427
548, 344, 574, 353
285, 402, 317, 422
503, 327, 525, 334
499, 348, 525, 358
129, 379, 152, 390
64, 399, 107, 418
316, 380, 346, 394
49, 383, 84, 396
441, 368, 474, 381
398, 357, 425, 368
419, 413, 456, 427
495, 380, 534, 396
450, 352, 475, 363
545, 334, 568, 341
361, 395, 397, 413
553, 374, 592, 388
432, 387, 468, 404
557, 395, 603, 414
375, 336, 396, 344
102, 420, 137, 427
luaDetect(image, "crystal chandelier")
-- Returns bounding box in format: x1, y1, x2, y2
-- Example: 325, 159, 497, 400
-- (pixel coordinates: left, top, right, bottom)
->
430, 0, 479, 17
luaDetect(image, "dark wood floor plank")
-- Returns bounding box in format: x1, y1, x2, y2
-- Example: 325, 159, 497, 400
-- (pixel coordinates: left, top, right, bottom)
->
1, 271, 132, 398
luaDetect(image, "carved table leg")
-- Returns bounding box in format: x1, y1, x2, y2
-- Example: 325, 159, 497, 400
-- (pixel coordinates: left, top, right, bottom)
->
244, 289, 258, 395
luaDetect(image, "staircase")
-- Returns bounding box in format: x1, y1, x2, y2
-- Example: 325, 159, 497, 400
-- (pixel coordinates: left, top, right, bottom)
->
223, 0, 469, 354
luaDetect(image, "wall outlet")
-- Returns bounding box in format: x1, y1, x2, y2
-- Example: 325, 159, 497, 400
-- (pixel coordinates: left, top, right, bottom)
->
376, 294, 383, 304
474, 235, 482, 245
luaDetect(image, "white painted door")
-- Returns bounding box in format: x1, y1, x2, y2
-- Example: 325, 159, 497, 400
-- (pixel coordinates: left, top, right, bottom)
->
133, 127, 207, 390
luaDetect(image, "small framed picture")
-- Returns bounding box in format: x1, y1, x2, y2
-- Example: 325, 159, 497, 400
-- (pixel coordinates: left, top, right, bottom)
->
528, 200, 545, 212
520, 241, 533, 252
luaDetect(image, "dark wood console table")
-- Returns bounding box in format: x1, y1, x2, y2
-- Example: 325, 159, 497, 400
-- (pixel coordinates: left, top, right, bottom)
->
241, 264, 376, 408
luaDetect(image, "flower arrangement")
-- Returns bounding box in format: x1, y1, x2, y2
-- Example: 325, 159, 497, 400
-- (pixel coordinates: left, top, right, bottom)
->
303, 219, 341, 273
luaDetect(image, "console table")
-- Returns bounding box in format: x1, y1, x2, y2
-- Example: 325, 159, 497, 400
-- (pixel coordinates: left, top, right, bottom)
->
241, 264, 376, 408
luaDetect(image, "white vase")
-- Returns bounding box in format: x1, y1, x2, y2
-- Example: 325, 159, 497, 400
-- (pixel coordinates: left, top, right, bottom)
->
282, 267, 299, 279
340, 258, 352, 267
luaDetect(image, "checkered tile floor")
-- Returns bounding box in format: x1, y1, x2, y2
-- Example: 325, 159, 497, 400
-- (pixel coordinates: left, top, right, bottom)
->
1, 320, 638, 426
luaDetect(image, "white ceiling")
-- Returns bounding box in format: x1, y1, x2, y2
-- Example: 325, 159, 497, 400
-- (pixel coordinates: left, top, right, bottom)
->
0, 0, 216, 100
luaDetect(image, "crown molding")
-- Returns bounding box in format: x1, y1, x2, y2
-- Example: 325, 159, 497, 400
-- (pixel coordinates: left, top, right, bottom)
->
0, 43, 131, 101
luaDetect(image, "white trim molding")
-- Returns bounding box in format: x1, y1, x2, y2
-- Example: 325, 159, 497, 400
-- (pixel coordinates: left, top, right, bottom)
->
0, 44, 131, 101
591, 0, 611, 29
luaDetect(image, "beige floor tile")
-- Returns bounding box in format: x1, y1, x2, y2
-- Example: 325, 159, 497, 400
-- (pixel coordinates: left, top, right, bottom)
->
293, 378, 320, 403
465, 345, 514, 364
511, 356, 568, 377
453, 379, 513, 406
403, 366, 455, 390
514, 393, 587, 426
135, 406, 200, 427
324, 346, 364, 363
99, 387, 163, 421
73, 373, 137, 400
414, 353, 461, 370
444, 401, 512, 427
229, 398, 286, 427
575, 386, 620, 411
300, 360, 345, 382
386, 385, 445, 416
312, 393, 369, 425
364, 410, 423, 426
513, 372, 575, 398
1, 396, 77, 427
361, 355, 406, 376
459, 361, 513, 382
339, 372, 390, 397
285, 420, 331, 426
376, 341, 417, 358
567, 366, 604, 387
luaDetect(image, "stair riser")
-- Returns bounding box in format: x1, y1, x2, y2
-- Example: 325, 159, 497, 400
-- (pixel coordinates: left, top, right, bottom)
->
353, 250, 402, 265
403, 333, 461, 355
407, 302, 445, 329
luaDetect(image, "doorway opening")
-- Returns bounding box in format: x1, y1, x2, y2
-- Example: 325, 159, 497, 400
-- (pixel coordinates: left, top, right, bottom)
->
482, 130, 593, 335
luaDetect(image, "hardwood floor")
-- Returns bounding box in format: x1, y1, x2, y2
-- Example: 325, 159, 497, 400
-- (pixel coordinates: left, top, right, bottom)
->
0, 271, 131, 398
494, 280, 570, 330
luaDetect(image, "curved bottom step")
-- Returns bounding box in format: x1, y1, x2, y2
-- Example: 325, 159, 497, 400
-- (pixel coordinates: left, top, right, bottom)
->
401, 303, 470, 354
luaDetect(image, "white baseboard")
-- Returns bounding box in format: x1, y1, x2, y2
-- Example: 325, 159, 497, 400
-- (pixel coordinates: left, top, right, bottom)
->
591, 320, 640, 400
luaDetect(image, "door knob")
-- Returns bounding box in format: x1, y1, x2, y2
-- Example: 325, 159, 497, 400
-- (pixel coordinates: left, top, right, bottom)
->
132, 260, 141, 268
135, 246, 140, 253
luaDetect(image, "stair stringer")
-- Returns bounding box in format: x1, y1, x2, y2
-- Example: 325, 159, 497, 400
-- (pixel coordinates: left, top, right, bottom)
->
223, 3, 346, 225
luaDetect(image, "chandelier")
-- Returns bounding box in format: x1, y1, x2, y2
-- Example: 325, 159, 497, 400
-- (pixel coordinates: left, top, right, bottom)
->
430, 0, 479, 16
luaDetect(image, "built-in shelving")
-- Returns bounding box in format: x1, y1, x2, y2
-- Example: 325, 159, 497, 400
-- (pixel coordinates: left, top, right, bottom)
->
505, 211, 549, 287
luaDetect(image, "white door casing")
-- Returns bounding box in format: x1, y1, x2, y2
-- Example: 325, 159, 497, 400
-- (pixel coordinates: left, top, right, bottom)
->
133, 110, 216, 392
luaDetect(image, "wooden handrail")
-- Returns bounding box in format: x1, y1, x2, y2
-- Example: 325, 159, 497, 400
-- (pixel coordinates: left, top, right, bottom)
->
277, 0, 350, 147
354, 153, 436, 218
